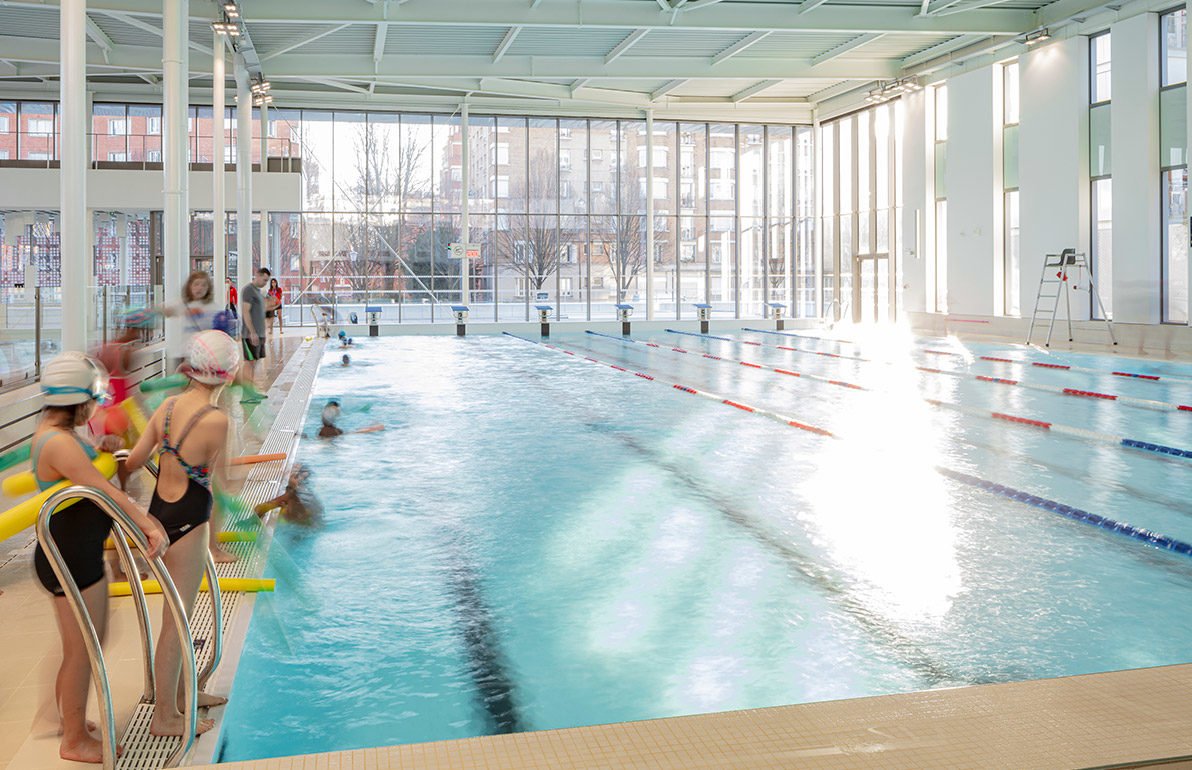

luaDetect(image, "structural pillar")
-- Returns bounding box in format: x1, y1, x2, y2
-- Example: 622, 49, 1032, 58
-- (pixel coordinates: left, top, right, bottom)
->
212, 30, 226, 289
235, 55, 253, 294
163, 0, 189, 361
645, 109, 655, 321
59, 0, 87, 352
258, 101, 269, 273
460, 102, 470, 306
116, 213, 130, 286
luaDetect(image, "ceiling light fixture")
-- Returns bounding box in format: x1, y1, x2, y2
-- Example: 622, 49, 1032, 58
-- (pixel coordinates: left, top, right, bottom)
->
212, 20, 240, 36
865, 77, 922, 104
1021, 28, 1051, 45
223, 2, 240, 18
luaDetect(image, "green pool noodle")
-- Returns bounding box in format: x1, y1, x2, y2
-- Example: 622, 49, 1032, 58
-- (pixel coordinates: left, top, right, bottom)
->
0, 445, 31, 473
140, 373, 188, 393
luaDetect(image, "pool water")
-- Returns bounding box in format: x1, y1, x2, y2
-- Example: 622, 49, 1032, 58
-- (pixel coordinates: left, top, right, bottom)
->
216, 329, 1192, 761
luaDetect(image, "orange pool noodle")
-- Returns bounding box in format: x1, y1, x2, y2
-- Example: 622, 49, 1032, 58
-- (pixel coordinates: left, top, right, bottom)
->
229, 453, 287, 467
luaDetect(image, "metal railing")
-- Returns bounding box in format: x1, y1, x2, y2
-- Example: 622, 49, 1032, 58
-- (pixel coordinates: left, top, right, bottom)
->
35, 484, 198, 770
0, 131, 300, 169
0, 285, 163, 395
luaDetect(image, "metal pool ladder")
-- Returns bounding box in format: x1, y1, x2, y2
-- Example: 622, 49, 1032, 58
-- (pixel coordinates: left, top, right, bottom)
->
34, 476, 221, 770
1026, 249, 1116, 347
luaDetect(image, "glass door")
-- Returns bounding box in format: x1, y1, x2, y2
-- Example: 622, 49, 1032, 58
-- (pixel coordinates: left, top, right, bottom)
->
852, 253, 890, 323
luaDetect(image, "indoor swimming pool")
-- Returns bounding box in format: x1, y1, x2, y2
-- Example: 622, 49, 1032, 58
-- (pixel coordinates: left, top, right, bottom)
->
215, 329, 1192, 762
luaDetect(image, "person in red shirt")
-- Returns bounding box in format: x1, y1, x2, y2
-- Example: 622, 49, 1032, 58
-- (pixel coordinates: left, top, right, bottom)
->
266, 277, 283, 335
226, 277, 238, 318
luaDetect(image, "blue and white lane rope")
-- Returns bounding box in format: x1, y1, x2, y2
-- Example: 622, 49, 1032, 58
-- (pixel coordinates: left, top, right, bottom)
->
506, 332, 1192, 560
596, 330, 1192, 463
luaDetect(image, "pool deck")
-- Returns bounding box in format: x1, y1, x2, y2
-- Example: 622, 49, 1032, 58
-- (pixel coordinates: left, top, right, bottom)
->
3, 327, 1192, 769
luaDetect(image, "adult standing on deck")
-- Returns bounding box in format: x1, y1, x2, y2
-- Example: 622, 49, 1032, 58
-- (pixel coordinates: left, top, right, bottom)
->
239, 267, 270, 403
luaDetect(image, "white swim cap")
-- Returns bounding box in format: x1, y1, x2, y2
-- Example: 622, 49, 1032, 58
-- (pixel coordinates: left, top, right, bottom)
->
42, 352, 111, 406
183, 330, 241, 385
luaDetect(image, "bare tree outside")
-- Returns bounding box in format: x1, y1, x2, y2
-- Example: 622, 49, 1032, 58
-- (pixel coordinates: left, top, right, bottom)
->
500, 148, 561, 293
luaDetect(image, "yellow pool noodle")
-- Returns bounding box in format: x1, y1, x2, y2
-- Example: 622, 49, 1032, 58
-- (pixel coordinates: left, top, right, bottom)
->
121, 398, 149, 437
3, 451, 118, 498
108, 576, 275, 597
0, 454, 118, 542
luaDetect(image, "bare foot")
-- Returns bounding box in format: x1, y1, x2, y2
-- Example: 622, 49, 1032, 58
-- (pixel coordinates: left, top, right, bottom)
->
148, 713, 215, 737
59, 733, 114, 763
210, 546, 238, 564
179, 692, 228, 710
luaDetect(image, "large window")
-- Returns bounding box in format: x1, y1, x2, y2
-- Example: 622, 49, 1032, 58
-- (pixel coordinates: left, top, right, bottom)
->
1003, 61, 1020, 316
1089, 32, 1113, 320
1161, 10, 1188, 323
934, 84, 948, 314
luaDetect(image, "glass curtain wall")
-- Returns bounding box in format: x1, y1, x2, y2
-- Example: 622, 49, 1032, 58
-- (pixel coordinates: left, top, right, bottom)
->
934, 84, 948, 315
818, 100, 901, 323
1161, 9, 1188, 324
264, 110, 812, 324
1089, 33, 1113, 320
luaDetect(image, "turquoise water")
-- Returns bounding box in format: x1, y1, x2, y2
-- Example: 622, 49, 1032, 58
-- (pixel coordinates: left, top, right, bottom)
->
217, 329, 1192, 761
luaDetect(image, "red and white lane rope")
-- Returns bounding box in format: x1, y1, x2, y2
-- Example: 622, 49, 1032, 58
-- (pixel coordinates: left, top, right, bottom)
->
589, 331, 1192, 462
746, 327, 1192, 387
504, 332, 1192, 558
720, 329, 1192, 414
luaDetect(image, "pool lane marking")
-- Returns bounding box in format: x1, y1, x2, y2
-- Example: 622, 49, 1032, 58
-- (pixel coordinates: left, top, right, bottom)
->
595, 331, 1192, 463
745, 327, 1192, 387
730, 329, 1192, 413
505, 332, 1192, 561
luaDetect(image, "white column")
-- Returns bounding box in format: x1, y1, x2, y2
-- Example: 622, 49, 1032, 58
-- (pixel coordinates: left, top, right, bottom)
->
460, 102, 470, 306
900, 88, 929, 315
1019, 36, 1090, 321
163, 0, 189, 360
1111, 14, 1160, 324
1186, 0, 1192, 326
59, 0, 87, 352
212, 31, 226, 288
235, 56, 253, 293
258, 101, 269, 272
645, 109, 655, 321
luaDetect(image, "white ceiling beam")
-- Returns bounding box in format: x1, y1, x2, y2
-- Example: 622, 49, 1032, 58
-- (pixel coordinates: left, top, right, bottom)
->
798, 0, 834, 15
712, 31, 770, 65
301, 77, 372, 95
259, 24, 353, 63
530, 0, 544, 7
605, 29, 649, 64
493, 26, 522, 63
0, 60, 18, 74
94, 11, 209, 55
811, 33, 881, 65
174, 0, 1037, 36
924, 0, 969, 15
900, 33, 987, 67
569, 78, 590, 94
655, 0, 670, 10
920, 0, 933, 14
808, 80, 867, 103
373, 23, 388, 67
650, 78, 687, 100
0, 35, 203, 71
678, 0, 730, 9
731, 79, 781, 102
936, 0, 1028, 16
261, 53, 901, 80
85, 15, 116, 63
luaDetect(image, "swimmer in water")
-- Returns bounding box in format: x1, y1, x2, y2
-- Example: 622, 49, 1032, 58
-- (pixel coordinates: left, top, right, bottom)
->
316, 399, 383, 439
341, 354, 350, 367
254, 463, 323, 526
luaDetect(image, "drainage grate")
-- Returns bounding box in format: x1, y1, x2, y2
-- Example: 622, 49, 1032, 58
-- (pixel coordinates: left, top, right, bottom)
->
115, 339, 324, 769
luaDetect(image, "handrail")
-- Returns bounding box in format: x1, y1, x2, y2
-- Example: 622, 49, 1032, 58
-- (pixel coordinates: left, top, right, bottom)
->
142, 456, 224, 688
35, 485, 198, 770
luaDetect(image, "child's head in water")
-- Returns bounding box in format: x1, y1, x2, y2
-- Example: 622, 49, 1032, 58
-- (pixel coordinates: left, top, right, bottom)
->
341, 354, 350, 367
321, 399, 341, 425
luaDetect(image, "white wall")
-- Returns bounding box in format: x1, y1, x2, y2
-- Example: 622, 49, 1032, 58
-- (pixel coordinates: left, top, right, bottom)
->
0, 167, 301, 212
1111, 13, 1162, 324
1018, 36, 1090, 320
945, 66, 1001, 316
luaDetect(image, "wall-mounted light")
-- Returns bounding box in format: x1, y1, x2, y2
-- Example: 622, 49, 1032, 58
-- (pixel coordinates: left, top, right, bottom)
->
223, 2, 240, 19
212, 20, 240, 36
1021, 28, 1051, 46
865, 77, 923, 104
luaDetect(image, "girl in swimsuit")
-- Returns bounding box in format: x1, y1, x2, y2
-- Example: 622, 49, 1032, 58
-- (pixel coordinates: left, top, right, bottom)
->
32, 353, 168, 764
126, 330, 240, 737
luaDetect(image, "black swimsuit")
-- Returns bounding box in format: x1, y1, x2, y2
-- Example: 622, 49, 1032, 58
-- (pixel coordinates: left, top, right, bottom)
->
30, 431, 112, 596
149, 400, 216, 544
